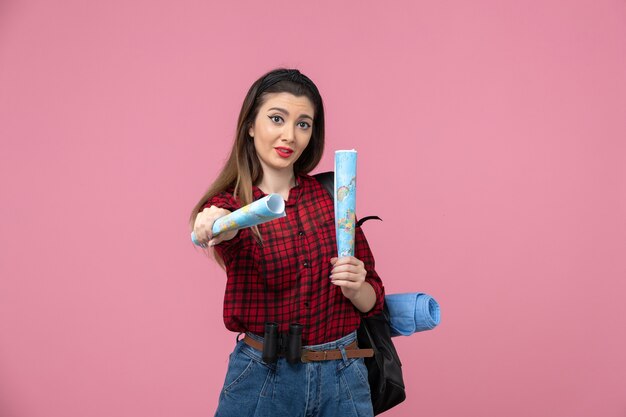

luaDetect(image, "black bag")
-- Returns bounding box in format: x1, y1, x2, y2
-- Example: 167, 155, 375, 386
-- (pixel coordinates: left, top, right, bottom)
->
313, 171, 406, 415
357, 304, 406, 415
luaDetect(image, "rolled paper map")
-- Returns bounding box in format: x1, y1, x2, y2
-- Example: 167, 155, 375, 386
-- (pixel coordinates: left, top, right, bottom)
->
335, 149, 358, 258
384, 293, 441, 337
191, 193, 286, 246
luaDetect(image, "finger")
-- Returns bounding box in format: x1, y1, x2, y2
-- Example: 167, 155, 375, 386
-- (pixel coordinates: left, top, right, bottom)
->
330, 271, 362, 282
196, 234, 209, 248
331, 279, 360, 289
331, 264, 362, 274
333, 256, 353, 264
208, 235, 223, 246
332, 262, 362, 270
330, 268, 359, 279
194, 229, 209, 247
204, 222, 215, 241
333, 256, 362, 267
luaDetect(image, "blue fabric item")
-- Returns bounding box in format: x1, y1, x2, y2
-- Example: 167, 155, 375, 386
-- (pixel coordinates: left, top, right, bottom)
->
385, 293, 441, 337
214, 331, 373, 417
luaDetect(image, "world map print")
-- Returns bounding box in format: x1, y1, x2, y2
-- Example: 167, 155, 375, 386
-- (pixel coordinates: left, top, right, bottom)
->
214, 202, 284, 234
335, 150, 358, 258
336, 177, 356, 202
337, 208, 356, 232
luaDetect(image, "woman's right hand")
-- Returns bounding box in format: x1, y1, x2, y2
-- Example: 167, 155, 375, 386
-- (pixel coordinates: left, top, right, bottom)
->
193, 206, 238, 247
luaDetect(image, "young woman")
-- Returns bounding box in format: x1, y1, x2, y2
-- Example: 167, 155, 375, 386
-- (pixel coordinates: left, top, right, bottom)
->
189, 68, 385, 417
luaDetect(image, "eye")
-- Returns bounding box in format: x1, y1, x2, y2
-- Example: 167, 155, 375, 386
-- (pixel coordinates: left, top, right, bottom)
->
269, 115, 283, 124
298, 121, 311, 129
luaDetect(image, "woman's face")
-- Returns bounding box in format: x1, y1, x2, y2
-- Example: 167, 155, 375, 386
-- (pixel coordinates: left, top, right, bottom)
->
248, 92, 315, 176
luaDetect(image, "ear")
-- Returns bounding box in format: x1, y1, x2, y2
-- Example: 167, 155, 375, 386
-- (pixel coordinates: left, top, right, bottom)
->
248, 125, 254, 138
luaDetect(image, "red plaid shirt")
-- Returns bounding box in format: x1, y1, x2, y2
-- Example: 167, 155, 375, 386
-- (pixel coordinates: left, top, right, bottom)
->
204, 173, 385, 345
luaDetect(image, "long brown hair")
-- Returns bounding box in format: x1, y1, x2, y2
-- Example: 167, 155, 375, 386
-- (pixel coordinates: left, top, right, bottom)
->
189, 69, 326, 263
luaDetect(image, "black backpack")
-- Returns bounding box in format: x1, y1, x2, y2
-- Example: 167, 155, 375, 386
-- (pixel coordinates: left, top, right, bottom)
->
313, 171, 406, 415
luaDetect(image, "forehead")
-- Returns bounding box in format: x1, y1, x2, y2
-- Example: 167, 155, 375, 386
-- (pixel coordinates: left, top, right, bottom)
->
258, 92, 315, 116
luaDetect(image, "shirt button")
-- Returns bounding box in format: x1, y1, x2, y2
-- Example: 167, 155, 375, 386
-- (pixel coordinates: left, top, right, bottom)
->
304, 302, 310, 308
298, 231, 305, 236
303, 260, 310, 267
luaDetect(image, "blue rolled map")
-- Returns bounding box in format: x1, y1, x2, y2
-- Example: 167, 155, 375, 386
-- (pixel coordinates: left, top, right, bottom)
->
385, 293, 441, 337
335, 150, 358, 258
191, 193, 285, 246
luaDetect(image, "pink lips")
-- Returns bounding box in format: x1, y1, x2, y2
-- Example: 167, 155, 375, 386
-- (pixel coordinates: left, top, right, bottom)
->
275, 147, 294, 158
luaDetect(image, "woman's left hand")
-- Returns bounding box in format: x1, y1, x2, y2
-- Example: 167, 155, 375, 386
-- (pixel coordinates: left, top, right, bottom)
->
329, 256, 367, 300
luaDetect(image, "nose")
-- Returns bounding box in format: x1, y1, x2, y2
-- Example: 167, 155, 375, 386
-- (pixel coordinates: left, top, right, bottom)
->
280, 124, 296, 143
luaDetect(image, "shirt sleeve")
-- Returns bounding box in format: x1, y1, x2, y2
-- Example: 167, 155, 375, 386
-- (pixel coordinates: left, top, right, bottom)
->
202, 191, 245, 264
354, 224, 385, 317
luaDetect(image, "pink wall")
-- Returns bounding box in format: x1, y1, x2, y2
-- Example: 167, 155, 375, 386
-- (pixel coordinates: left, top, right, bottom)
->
1, 0, 625, 416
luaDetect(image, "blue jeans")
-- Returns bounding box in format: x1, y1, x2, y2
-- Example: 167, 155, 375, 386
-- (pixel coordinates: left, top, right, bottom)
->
214, 331, 374, 417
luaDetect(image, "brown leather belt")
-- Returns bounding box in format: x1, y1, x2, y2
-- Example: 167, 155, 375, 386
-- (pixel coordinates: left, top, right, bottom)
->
243, 335, 374, 363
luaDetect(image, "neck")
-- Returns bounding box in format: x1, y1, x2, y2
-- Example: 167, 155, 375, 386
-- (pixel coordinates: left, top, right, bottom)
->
256, 168, 297, 196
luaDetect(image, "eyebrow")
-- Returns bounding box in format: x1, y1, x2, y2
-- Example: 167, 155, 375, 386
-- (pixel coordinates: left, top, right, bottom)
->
267, 107, 314, 121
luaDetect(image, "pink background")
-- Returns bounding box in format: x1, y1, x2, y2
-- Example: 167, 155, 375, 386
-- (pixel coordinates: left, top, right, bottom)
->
1, 0, 625, 416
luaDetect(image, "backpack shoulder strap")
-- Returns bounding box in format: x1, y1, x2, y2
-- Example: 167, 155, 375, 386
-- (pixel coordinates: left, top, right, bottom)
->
311, 171, 382, 227
312, 171, 334, 197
